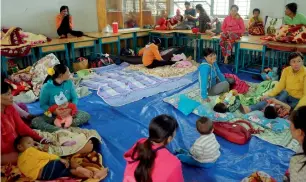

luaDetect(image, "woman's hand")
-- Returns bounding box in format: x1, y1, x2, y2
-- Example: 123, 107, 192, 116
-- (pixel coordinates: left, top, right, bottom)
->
60, 159, 70, 168
260, 95, 268, 101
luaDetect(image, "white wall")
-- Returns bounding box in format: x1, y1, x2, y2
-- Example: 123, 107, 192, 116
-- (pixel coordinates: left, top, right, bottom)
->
250, 0, 286, 20
1, 0, 98, 37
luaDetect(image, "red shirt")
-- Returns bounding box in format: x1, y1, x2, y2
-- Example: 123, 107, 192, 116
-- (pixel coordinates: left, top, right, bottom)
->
1, 105, 43, 154
123, 138, 184, 182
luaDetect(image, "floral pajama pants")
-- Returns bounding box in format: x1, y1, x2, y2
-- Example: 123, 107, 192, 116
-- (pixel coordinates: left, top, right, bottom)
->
220, 32, 241, 57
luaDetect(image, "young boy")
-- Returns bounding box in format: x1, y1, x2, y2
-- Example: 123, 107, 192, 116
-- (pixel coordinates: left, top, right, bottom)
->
176, 117, 220, 167
248, 8, 265, 35
15, 136, 94, 180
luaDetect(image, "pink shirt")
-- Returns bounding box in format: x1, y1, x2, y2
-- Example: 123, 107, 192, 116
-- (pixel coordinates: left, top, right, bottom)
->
123, 138, 184, 182
221, 15, 245, 34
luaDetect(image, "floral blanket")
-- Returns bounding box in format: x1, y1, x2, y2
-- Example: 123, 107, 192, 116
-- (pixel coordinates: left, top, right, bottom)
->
163, 82, 300, 152
261, 24, 306, 44
1, 27, 50, 57
126, 60, 198, 78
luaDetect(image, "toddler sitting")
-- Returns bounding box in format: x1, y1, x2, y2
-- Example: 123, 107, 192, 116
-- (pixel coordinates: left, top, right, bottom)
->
261, 67, 278, 81
44, 91, 77, 128
213, 89, 242, 113
176, 117, 220, 167
15, 136, 94, 180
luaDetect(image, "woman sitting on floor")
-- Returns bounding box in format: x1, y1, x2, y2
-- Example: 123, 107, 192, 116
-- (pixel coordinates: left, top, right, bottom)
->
123, 115, 183, 182
243, 52, 306, 113
1, 81, 48, 165
284, 3, 306, 25
199, 48, 229, 102
248, 8, 265, 35
56, 5, 83, 38
220, 4, 245, 64
138, 38, 175, 68
31, 64, 90, 132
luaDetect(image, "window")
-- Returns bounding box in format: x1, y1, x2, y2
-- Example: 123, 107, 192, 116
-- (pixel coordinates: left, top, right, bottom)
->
123, 0, 140, 13
172, 0, 250, 18
214, 0, 229, 16
234, 0, 250, 18
144, 0, 167, 16
173, 0, 212, 16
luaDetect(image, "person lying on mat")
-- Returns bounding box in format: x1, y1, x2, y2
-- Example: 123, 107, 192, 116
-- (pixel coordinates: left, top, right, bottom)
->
220, 4, 245, 64
14, 136, 97, 180
1, 81, 49, 165
286, 106, 306, 181
284, 3, 306, 25
243, 52, 306, 113
31, 64, 90, 132
123, 115, 183, 182
199, 48, 229, 102
56, 5, 83, 38
138, 38, 175, 68
175, 117, 220, 168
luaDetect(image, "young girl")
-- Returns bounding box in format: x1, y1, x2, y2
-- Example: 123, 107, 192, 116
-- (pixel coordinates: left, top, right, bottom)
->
123, 115, 183, 182
195, 4, 215, 36
199, 48, 229, 102
138, 38, 175, 68
31, 64, 90, 132
288, 106, 306, 181
248, 8, 265, 35
220, 5, 245, 64
56, 6, 83, 38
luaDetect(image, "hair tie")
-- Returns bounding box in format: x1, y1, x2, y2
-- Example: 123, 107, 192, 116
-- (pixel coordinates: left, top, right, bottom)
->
47, 67, 55, 76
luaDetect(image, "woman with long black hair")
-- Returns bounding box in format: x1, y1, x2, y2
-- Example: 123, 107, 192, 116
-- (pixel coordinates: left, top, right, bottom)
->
123, 115, 183, 182
56, 6, 83, 38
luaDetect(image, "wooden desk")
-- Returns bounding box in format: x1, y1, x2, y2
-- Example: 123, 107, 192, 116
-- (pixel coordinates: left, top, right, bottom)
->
85, 32, 120, 55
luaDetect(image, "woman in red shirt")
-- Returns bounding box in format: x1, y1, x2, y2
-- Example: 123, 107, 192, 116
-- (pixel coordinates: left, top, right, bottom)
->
220, 5, 245, 64
1, 81, 45, 165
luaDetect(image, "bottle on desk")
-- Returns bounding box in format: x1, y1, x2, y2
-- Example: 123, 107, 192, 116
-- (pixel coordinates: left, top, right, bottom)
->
112, 22, 118, 34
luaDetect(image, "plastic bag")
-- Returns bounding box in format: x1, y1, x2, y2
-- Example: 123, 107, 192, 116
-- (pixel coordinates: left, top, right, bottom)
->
104, 25, 113, 33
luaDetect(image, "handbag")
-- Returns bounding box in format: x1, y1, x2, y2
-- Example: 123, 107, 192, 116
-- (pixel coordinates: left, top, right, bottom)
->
213, 120, 262, 145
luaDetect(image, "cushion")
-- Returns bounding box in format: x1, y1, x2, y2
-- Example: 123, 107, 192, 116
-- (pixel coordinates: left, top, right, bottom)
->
177, 95, 200, 115
243, 111, 290, 133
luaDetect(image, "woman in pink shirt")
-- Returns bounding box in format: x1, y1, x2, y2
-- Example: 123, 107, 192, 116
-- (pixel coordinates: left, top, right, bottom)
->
220, 5, 245, 64
123, 115, 184, 182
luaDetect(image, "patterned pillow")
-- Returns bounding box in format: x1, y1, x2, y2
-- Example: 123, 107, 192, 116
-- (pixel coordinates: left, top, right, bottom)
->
194, 104, 236, 122
243, 111, 289, 133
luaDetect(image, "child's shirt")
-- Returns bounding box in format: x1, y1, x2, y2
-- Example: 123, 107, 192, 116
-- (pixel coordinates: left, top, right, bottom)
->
190, 133, 220, 163
55, 14, 73, 29
48, 103, 78, 119
18, 147, 59, 180
216, 90, 241, 112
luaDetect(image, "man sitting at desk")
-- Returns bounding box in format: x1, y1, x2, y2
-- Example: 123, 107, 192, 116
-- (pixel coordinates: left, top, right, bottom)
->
174, 1, 197, 30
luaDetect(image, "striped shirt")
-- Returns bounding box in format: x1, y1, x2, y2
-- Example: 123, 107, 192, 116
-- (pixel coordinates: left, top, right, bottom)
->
190, 133, 220, 163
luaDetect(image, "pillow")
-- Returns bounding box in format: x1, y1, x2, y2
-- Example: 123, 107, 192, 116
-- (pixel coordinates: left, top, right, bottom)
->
177, 95, 200, 115
194, 104, 236, 122
243, 111, 289, 133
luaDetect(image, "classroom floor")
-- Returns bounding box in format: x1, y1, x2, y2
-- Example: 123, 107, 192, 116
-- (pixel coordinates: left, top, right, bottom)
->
27, 65, 294, 182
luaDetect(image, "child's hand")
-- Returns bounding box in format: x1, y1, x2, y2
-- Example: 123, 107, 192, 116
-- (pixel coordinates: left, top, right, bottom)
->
204, 98, 211, 102
60, 159, 70, 168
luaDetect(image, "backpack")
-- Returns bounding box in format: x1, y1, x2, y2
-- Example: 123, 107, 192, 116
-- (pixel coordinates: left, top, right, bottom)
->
213, 120, 262, 145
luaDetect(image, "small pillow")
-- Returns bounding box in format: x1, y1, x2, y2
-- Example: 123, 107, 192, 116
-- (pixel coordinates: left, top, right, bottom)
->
177, 95, 200, 115
194, 104, 236, 122
243, 111, 289, 133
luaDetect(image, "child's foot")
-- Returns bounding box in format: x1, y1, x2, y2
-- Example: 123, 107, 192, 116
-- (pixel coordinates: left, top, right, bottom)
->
76, 167, 94, 178
224, 56, 229, 64
93, 168, 108, 179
